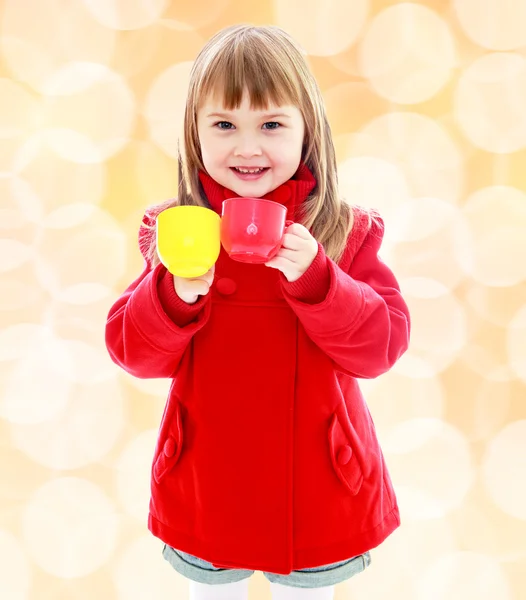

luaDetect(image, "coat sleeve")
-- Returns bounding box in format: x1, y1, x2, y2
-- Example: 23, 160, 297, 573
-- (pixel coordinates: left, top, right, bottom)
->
104, 208, 212, 379
280, 209, 410, 379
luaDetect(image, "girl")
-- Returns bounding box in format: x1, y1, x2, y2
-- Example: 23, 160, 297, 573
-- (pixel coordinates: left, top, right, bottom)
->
105, 24, 411, 600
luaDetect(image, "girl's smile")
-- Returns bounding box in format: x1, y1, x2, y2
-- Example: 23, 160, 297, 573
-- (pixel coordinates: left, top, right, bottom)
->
230, 166, 270, 180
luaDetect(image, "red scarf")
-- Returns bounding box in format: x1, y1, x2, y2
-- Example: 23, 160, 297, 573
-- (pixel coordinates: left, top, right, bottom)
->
198, 162, 317, 221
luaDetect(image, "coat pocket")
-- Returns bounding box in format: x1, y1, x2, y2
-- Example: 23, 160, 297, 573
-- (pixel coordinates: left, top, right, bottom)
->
153, 400, 183, 484
328, 410, 364, 496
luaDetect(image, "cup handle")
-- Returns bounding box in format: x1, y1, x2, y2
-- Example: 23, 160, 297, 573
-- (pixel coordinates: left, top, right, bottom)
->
266, 220, 296, 262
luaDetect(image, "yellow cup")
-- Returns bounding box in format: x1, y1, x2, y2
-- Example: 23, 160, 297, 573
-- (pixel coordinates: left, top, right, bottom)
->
156, 206, 221, 278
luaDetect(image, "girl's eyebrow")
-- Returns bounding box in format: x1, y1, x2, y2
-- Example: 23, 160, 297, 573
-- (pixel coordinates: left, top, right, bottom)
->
206, 112, 292, 119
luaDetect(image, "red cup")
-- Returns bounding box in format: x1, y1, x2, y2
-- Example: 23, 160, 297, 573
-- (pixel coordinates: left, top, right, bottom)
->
221, 197, 292, 263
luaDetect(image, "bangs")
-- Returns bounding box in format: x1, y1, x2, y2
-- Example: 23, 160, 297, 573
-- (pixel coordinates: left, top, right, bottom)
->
199, 37, 302, 110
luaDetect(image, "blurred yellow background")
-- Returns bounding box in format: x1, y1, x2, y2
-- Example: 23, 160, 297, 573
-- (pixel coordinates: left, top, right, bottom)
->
1, 0, 526, 598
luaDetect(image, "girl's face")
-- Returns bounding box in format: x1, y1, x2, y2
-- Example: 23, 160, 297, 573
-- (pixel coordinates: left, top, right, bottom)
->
197, 90, 305, 197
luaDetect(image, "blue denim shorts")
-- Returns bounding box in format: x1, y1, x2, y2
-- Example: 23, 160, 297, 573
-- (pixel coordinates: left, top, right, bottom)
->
162, 545, 371, 588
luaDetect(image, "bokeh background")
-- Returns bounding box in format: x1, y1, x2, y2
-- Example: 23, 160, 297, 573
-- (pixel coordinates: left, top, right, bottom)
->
1, 0, 526, 598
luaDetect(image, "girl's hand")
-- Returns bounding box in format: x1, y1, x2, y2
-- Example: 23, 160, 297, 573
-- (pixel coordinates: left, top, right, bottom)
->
173, 264, 215, 304
265, 223, 318, 283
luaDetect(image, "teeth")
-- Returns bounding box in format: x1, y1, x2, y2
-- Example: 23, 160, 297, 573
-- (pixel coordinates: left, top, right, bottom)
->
235, 167, 265, 174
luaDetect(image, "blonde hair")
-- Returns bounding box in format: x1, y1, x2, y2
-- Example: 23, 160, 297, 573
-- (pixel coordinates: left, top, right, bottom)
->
145, 24, 362, 267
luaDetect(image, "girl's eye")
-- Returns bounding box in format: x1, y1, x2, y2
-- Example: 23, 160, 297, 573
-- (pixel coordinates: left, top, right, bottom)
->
214, 121, 282, 130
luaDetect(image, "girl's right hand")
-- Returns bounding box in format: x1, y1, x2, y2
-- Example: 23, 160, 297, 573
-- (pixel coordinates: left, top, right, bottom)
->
173, 264, 215, 304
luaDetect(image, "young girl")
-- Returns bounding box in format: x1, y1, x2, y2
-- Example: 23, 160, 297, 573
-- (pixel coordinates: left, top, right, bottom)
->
106, 24, 411, 600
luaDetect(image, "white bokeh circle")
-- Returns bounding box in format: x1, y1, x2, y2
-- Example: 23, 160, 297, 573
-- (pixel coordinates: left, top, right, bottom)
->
0, 530, 31, 600
0, 170, 43, 247
0, 239, 32, 272
507, 303, 526, 382
465, 282, 526, 329
49, 339, 119, 385
115, 430, 157, 520
464, 375, 511, 443
122, 368, 172, 398
0, 325, 73, 424
33, 203, 127, 304
482, 420, 526, 520
454, 186, 526, 287
81, 0, 169, 30
384, 418, 474, 520
0, 323, 44, 362
358, 3, 456, 104
362, 371, 444, 438
357, 112, 464, 205
113, 536, 187, 599
22, 477, 119, 579
453, 0, 526, 51
351, 518, 457, 600
274, 0, 369, 57
144, 61, 193, 159
1, 0, 115, 93
415, 551, 512, 600
454, 53, 526, 153
0, 78, 41, 138
42, 62, 136, 163
162, 0, 233, 29
0, 276, 44, 312
394, 277, 468, 377
389, 197, 459, 243
324, 82, 388, 137
11, 133, 106, 217
460, 340, 517, 383
10, 376, 124, 470
6, 174, 44, 224
350, 519, 457, 600
388, 198, 471, 291
445, 484, 526, 561
338, 156, 410, 223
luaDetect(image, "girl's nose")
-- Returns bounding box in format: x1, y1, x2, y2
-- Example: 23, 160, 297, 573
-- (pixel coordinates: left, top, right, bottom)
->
233, 135, 263, 158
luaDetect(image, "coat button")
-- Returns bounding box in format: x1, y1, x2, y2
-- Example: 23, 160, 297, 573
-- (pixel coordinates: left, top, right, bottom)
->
216, 278, 237, 295
164, 437, 176, 458
337, 445, 352, 466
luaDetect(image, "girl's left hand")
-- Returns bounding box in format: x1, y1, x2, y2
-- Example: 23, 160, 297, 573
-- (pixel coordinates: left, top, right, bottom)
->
265, 223, 319, 283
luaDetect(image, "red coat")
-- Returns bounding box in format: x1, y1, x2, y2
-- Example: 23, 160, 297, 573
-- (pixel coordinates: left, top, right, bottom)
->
105, 170, 411, 575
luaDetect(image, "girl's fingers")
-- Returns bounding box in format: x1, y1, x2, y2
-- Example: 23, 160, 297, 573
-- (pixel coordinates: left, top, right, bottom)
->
189, 264, 215, 286
267, 255, 296, 270
275, 248, 298, 262
285, 223, 312, 240
191, 280, 211, 296
281, 233, 305, 250
202, 267, 215, 285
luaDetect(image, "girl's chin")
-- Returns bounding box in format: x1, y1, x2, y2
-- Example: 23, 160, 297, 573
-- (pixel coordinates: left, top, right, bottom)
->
228, 180, 272, 197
